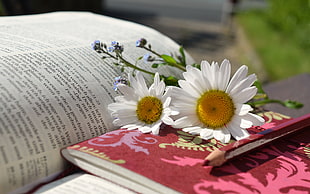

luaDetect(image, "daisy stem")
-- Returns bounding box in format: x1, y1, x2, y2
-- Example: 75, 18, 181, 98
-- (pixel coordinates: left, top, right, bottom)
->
248, 99, 283, 107
98, 48, 118, 60
117, 54, 155, 76
166, 60, 187, 72
142, 46, 162, 58
142, 46, 186, 72
248, 99, 302, 109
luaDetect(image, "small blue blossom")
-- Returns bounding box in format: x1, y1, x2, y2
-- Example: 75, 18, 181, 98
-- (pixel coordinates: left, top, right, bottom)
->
91, 40, 101, 51
143, 53, 155, 62
108, 41, 124, 53
109, 41, 124, 53
111, 41, 118, 46
136, 38, 147, 47
113, 76, 128, 91
108, 46, 115, 52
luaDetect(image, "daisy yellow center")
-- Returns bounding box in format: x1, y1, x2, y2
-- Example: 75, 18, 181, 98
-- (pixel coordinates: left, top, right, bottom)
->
196, 90, 235, 129
136, 96, 163, 124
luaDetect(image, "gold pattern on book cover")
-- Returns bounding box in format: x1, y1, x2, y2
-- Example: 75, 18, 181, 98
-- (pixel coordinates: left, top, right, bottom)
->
70, 145, 126, 164
260, 111, 291, 123
159, 131, 228, 152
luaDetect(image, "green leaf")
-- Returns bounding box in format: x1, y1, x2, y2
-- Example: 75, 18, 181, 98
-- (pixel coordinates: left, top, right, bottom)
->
152, 63, 159, 68
253, 80, 267, 96
283, 100, 303, 109
191, 63, 200, 69
163, 75, 179, 86
160, 54, 177, 65
178, 46, 186, 65
253, 93, 268, 100
152, 63, 166, 68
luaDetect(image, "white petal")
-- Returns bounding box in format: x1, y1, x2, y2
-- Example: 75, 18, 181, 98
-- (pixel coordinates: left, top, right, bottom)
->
213, 128, 231, 143
108, 103, 126, 112
151, 122, 162, 135
161, 116, 174, 125
209, 61, 220, 89
183, 66, 207, 91
182, 126, 203, 135
227, 121, 250, 140
163, 96, 171, 108
161, 89, 171, 104
113, 116, 139, 126
123, 124, 140, 130
240, 118, 253, 128
139, 126, 152, 133
226, 65, 248, 93
178, 80, 201, 98
174, 111, 201, 125
231, 86, 257, 103
117, 85, 137, 100
218, 59, 231, 91
153, 72, 160, 85
201, 60, 216, 89
173, 116, 200, 128
150, 74, 165, 97
171, 86, 196, 101
235, 104, 253, 116
200, 128, 214, 140
243, 113, 265, 126
172, 103, 195, 113
130, 72, 149, 97
229, 74, 257, 96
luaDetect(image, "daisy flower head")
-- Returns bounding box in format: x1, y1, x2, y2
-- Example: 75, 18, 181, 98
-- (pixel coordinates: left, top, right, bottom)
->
171, 59, 265, 143
108, 72, 176, 135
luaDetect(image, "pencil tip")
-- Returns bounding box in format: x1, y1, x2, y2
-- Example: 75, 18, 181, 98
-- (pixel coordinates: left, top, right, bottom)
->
202, 159, 210, 166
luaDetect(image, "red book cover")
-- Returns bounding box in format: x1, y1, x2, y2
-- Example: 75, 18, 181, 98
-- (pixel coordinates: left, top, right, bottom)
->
62, 112, 310, 193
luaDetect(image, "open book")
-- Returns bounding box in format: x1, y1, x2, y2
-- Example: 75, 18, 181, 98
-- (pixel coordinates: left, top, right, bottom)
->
61, 112, 310, 194
0, 11, 192, 194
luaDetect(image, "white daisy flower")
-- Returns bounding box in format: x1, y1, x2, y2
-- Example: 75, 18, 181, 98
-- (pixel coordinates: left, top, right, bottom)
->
108, 72, 176, 135
171, 59, 265, 143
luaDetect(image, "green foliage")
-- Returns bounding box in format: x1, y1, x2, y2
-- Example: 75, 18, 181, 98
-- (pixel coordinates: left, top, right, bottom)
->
250, 81, 303, 110
237, 7, 310, 81
267, 0, 310, 49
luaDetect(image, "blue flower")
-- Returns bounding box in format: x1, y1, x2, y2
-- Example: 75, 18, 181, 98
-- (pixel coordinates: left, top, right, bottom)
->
136, 38, 147, 47
143, 53, 155, 62
113, 76, 128, 91
111, 41, 118, 46
108, 46, 115, 52
109, 41, 124, 53
91, 40, 101, 50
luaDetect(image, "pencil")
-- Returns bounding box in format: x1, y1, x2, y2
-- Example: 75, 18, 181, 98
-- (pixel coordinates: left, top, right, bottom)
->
204, 113, 310, 167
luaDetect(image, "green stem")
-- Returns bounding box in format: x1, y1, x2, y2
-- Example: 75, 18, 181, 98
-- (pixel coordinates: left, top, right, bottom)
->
247, 99, 285, 107
118, 54, 155, 76
142, 46, 186, 72
166, 60, 186, 71
142, 46, 162, 58
101, 49, 118, 60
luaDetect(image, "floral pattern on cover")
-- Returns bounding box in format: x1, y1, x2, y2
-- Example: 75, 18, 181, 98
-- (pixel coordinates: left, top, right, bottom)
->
67, 112, 310, 194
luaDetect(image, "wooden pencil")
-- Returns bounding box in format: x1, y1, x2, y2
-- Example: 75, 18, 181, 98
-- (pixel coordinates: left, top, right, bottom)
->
204, 113, 310, 166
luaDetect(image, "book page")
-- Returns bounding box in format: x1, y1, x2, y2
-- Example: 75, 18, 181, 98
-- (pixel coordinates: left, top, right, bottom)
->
34, 173, 135, 194
0, 12, 194, 194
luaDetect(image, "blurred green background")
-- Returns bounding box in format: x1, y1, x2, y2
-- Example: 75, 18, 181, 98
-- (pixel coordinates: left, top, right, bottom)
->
236, 0, 310, 81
